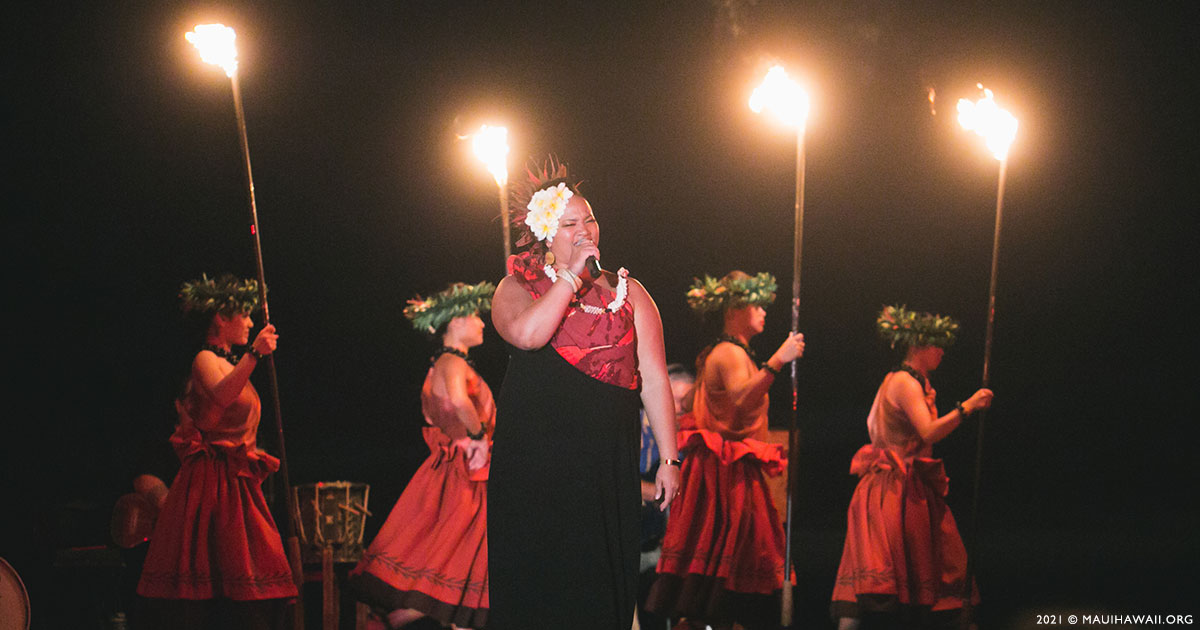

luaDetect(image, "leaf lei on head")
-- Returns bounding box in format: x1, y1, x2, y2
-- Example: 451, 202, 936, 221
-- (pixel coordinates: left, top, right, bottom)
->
179, 273, 261, 316
876, 304, 959, 349
404, 281, 496, 334
686, 272, 777, 314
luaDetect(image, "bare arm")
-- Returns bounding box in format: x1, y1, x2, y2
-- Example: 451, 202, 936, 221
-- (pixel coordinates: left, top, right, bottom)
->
437, 355, 490, 470
708, 342, 775, 414
707, 333, 804, 415
890, 375, 993, 444
439, 355, 485, 435
629, 279, 681, 510
191, 324, 276, 407
491, 275, 578, 350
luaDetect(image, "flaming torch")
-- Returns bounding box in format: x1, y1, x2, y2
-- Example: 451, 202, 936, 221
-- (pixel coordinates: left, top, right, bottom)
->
470, 125, 511, 266
750, 64, 811, 627
185, 24, 306, 622
956, 83, 1018, 621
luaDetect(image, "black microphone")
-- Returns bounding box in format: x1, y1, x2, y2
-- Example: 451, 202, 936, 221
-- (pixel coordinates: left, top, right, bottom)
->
580, 256, 603, 284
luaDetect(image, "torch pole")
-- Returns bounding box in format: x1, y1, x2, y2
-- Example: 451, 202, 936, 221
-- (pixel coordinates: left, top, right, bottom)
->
499, 182, 511, 265
962, 156, 1006, 625
781, 125, 806, 628
230, 73, 307, 628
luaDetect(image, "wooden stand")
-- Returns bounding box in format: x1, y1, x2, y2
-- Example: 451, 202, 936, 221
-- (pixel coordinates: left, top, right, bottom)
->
303, 547, 369, 630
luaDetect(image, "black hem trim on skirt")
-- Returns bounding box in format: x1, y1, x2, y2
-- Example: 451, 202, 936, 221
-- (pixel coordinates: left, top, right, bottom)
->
347, 572, 487, 629
646, 573, 779, 628
830, 596, 975, 629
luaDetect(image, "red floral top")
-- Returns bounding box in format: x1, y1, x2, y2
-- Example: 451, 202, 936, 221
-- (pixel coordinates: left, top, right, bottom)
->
506, 252, 640, 390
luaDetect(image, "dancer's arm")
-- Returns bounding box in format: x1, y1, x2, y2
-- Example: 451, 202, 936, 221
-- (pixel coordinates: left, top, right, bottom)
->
193, 324, 277, 407
892, 375, 994, 444
708, 332, 804, 414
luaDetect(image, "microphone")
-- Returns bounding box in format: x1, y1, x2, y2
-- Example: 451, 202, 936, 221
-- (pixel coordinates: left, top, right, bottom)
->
580, 256, 603, 284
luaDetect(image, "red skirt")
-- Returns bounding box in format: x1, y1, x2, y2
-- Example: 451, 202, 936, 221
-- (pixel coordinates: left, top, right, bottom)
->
137, 446, 297, 601
646, 429, 787, 623
830, 445, 978, 619
349, 427, 488, 628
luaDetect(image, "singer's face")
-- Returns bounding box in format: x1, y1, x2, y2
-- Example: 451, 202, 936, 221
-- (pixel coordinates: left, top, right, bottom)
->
549, 195, 599, 262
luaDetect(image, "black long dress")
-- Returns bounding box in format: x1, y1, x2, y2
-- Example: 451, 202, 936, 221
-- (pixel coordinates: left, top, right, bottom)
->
487, 343, 642, 629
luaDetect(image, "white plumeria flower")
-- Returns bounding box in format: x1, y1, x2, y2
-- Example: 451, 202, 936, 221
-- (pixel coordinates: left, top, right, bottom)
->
524, 182, 574, 242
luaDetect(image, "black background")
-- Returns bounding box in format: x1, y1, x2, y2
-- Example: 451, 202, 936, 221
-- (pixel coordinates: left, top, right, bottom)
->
5, 2, 1197, 628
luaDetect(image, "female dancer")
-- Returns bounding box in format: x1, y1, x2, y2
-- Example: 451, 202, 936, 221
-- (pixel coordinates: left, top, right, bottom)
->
487, 160, 681, 629
137, 274, 296, 630
831, 305, 993, 629
646, 271, 804, 630
350, 281, 496, 629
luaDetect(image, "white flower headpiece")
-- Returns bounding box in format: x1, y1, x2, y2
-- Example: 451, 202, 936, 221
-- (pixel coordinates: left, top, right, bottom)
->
523, 182, 574, 243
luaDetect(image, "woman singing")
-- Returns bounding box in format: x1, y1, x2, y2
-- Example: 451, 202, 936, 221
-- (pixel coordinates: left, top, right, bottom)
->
350, 281, 496, 629
137, 274, 296, 630
831, 305, 994, 629
487, 160, 681, 629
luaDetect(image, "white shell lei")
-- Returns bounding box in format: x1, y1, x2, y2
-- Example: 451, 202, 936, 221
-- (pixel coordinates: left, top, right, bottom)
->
543, 265, 630, 313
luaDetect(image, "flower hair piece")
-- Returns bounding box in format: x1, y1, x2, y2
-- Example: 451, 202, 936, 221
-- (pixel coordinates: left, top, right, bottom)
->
525, 182, 573, 242
686, 272, 778, 314
510, 157, 581, 252
404, 281, 496, 335
876, 304, 959, 349
179, 273, 261, 316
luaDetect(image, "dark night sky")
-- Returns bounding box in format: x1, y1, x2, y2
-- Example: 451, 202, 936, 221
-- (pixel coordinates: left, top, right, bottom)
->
5, 1, 1198, 626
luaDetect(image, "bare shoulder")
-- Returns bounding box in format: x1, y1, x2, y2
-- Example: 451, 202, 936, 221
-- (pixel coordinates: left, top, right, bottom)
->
434, 352, 469, 372
708, 340, 746, 365
624, 276, 654, 306
192, 349, 226, 374
884, 371, 924, 403
434, 352, 471, 385
493, 275, 532, 315
494, 275, 529, 300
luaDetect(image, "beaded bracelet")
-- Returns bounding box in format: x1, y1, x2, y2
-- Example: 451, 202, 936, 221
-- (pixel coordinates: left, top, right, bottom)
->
466, 425, 487, 440
558, 268, 583, 292
955, 401, 968, 418
760, 361, 781, 375
248, 348, 266, 361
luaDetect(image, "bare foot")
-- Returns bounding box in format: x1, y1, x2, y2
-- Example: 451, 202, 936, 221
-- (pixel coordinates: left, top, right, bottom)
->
386, 608, 425, 629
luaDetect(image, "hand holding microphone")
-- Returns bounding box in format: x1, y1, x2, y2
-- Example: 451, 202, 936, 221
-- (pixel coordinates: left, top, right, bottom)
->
568, 234, 602, 285
581, 255, 602, 284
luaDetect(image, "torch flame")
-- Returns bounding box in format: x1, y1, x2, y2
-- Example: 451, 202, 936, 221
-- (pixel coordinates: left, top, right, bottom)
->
471, 125, 509, 187
749, 65, 811, 129
957, 84, 1018, 161
186, 24, 238, 78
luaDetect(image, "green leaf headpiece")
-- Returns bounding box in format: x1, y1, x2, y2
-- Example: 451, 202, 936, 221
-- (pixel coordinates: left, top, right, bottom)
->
179, 274, 261, 317
876, 304, 959, 349
404, 281, 496, 335
686, 272, 777, 314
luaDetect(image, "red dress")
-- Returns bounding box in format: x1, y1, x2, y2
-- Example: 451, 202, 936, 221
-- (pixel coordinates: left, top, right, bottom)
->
349, 355, 495, 628
646, 341, 787, 626
137, 360, 297, 602
830, 369, 978, 621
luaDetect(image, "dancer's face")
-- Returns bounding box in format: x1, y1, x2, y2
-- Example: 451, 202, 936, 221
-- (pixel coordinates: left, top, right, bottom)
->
910, 345, 945, 372
447, 314, 486, 349
726, 305, 767, 337
214, 312, 254, 346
